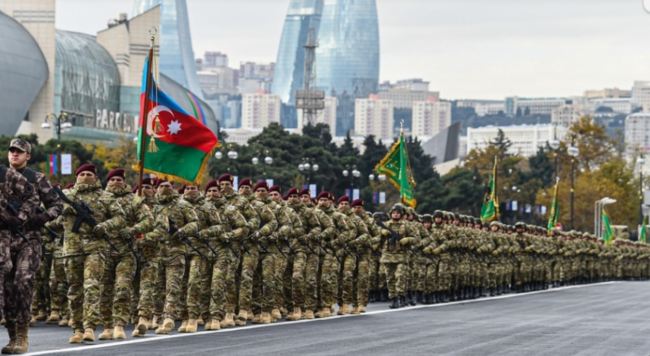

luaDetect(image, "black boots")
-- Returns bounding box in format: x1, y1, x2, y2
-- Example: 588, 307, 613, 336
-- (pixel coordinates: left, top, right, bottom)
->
389, 297, 399, 309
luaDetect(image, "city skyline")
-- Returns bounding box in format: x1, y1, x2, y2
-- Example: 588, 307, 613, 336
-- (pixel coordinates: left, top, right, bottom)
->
55, 0, 650, 100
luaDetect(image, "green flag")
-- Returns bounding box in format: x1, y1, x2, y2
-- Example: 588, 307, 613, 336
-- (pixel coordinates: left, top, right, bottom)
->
640, 216, 647, 243
602, 207, 615, 245
547, 178, 560, 234
480, 156, 499, 222
375, 130, 416, 208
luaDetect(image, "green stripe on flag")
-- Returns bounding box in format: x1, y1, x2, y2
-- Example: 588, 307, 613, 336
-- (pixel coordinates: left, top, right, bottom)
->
141, 136, 208, 183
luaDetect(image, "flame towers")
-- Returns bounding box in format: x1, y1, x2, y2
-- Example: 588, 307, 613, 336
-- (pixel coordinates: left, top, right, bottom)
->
133, 0, 203, 98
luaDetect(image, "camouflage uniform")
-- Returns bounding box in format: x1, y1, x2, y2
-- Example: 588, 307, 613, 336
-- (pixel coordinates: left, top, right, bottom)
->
305, 206, 335, 313
100, 185, 154, 329
61, 180, 125, 334
318, 204, 351, 311
274, 200, 301, 313
250, 195, 281, 318
358, 212, 380, 307
44, 216, 68, 322
341, 209, 370, 309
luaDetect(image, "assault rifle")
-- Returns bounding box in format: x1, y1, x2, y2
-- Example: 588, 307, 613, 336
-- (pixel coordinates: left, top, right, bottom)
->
376, 220, 417, 256
168, 216, 208, 260
5, 200, 28, 243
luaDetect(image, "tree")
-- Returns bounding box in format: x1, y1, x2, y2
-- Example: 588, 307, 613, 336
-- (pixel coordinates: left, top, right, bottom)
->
491, 129, 512, 156
516, 107, 522, 117
524, 107, 531, 116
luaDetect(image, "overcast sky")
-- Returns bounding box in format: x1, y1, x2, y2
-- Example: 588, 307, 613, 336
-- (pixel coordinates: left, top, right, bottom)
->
56, 0, 650, 100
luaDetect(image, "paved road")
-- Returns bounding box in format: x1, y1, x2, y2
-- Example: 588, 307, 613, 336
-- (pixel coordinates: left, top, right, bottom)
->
14, 281, 650, 356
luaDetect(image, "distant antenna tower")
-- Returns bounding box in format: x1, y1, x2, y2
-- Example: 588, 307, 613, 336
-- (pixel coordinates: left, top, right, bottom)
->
295, 27, 324, 126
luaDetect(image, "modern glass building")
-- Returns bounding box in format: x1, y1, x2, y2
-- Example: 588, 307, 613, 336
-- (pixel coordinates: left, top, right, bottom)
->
271, 0, 324, 106
133, 0, 203, 99
316, 0, 380, 135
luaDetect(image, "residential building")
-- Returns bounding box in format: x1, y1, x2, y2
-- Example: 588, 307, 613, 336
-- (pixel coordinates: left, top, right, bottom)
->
239, 77, 272, 94
133, 0, 203, 98
633, 81, 650, 112
584, 87, 631, 100
204, 51, 228, 68
378, 79, 439, 109
505, 97, 568, 116
412, 98, 451, 139
197, 66, 237, 96
297, 96, 337, 133
552, 104, 590, 128
241, 90, 281, 129
316, 0, 380, 135
593, 98, 639, 114
239, 61, 275, 80
467, 124, 568, 157
625, 113, 650, 152
354, 95, 393, 141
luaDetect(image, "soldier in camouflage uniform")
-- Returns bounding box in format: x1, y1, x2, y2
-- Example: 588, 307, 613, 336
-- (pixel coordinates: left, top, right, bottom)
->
98, 168, 154, 340
352, 199, 379, 312
337, 196, 369, 314
369, 212, 389, 302
315, 192, 351, 317
1, 139, 53, 354
43, 212, 69, 327
203, 180, 248, 330
153, 180, 199, 335
371, 204, 419, 308
180, 183, 224, 333
57, 164, 125, 344
424, 211, 451, 302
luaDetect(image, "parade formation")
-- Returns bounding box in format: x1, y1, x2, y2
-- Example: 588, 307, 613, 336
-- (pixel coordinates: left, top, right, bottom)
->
0, 134, 648, 354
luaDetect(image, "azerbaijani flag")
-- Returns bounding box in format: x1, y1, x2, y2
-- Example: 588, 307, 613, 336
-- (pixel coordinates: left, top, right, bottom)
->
480, 156, 499, 222
48, 154, 57, 175
135, 57, 218, 184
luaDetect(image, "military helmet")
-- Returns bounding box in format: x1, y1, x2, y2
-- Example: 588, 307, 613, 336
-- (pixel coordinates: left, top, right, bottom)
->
453, 213, 460, 220
422, 214, 433, 223
373, 212, 388, 221
490, 221, 501, 227
474, 217, 481, 225
482, 222, 490, 228
514, 222, 526, 229
390, 204, 405, 214
433, 210, 443, 218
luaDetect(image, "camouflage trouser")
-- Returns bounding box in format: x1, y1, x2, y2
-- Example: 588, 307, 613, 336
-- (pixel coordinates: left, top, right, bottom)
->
368, 256, 381, 291
0, 236, 12, 319
209, 248, 236, 320
384, 262, 406, 299
100, 253, 136, 327
153, 257, 166, 321
182, 255, 203, 319
449, 256, 459, 290
66, 251, 106, 333
303, 253, 319, 311
458, 254, 470, 288
237, 248, 259, 312
416, 258, 429, 293
437, 255, 451, 291
162, 253, 186, 320
352, 253, 369, 307
289, 252, 306, 310
337, 252, 356, 305
130, 263, 141, 322
407, 255, 418, 292
33, 254, 52, 314
281, 253, 293, 311
137, 257, 160, 319
4, 237, 42, 324
378, 263, 387, 289
273, 251, 289, 311
199, 257, 213, 321
424, 259, 438, 294
252, 251, 275, 314
49, 257, 68, 315
319, 253, 339, 309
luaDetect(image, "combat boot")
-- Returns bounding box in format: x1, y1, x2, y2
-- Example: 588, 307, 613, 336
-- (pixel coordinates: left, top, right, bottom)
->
83, 328, 95, 342
224, 313, 235, 327
247, 310, 254, 320
113, 326, 126, 340
261, 312, 271, 324
197, 317, 204, 326
186, 319, 198, 333
290, 307, 301, 321
409, 292, 417, 306
69, 331, 84, 344
98, 328, 113, 340
235, 310, 247, 326
338, 304, 350, 315
321, 307, 331, 318
305, 310, 315, 319
280, 307, 288, 316
162, 318, 175, 334
369, 291, 376, 303
178, 320, 188, 333
29, 315, 35, 327
2, 322, 16, 354
58, 316, 69, 327
12, 323, 28, 354
35, 310, 47, 321
380, 289, 388, 302
251, 314, 262, 324
271, 309, 281, 320
135, 317, 148, 337
209, 319, 221, 330
389, 297, 399, 309
46, 310, 60, 324
350, 306, 360, 315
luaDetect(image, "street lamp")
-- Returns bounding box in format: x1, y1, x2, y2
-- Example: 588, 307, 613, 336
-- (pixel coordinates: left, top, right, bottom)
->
42, 112, 72, 183
549, 124, 561, 180
215, 143, 237, 173
343, 164, 359, 187
567, 134, 579, 230
298, 157, 318, 184
638, 155, 645, 225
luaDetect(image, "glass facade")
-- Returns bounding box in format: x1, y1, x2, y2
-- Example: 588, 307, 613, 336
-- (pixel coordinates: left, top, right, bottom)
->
54, 30, 120, 119
316, 0, 379, 135
271, 0, 323, 105
133, 0, 203, 98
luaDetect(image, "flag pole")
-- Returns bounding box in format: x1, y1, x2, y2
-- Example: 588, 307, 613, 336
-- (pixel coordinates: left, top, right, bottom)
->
138, 29, 156, 196
494, 155, 499, 221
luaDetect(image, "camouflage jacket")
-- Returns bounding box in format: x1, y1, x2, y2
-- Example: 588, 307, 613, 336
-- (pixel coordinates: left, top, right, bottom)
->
223, 188, 260, 234
0, 165, 40, 230
373, 218, 419, 263
361, 213, 382, 257
60, 181, 125, 256
183, 193, 224, 257
318, 204, 351, 254
155, 191, 200, 256
105, 185, 154, 255
287, 201, 321, 254
136, 195, 169, 259
209, 196, 249, 253
343, 209, 370, 253
17, 167, 63, 233
249, 198, 278, 251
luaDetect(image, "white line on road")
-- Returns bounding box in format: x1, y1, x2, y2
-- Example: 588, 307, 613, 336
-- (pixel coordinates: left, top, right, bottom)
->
24, 282, 617, 355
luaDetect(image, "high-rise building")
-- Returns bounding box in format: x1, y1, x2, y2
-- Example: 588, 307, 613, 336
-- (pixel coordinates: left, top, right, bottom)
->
354, 95, 392, 141
317, 0, 379, 136
412, 98, 451, 139
298, 96, 336, 133
272, 0, 323, 105
633, 81, 650, 112
204, 51, 228, 68
241, 90, 281, 129
378, 79, 440, 109
551, 104, 590, 128
133, 0, 203, 98
625, 112, 650, 151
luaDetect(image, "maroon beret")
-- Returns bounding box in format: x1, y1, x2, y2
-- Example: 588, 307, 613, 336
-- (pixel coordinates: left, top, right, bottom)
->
282, 194, 288, 201
178, 183, 187, 194
142, 177, 156, 187
286, 187, 299, 196
351, 199, 364, 208
64, 183, 75, 190
337, 195, 350, 205
106, 168, 125, 181
269, 185, 281, 194
300, 189, 311, 196
155, 179, 168, 188
253, 181, 269, 192
238, 178, 253, 188
75, 163, 96, 176
317, 191, 334, 201
205, 179, 219, 192
218, 174, 233, 183
132, 184, 139, 193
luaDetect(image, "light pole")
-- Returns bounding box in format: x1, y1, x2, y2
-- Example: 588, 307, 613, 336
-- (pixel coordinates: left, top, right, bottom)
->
298, 157, 319, 184
214, 143, 238, 174
549, 124, 560, 181
42, 112, 72, 183
253, 150, 273, 181
567, 134, 580, 230
342, 164, 360, 188
638, 155, 645, 226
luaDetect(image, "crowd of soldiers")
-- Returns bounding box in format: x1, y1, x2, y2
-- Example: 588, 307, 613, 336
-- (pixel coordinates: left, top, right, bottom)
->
1, 138, 650, 353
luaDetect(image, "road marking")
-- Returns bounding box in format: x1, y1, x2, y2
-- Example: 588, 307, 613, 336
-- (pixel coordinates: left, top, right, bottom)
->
25, 282, 618, 355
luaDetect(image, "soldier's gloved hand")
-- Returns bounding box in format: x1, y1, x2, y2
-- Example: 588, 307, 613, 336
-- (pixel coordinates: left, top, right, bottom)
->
399, 237, 410, 246
371, 243, 380, 251
62, 205, 76, 215
172, 228, 186, 240
491, 250, 499, 256
423, 246, 433, 254
30, 214, 50, 229
221, 233, 231, 242
524, 246, 532, 252
198, 230, 211, 240
381, 229, 391, 237
251, 231, 260, 240
433, 247, 442, 255
119, 227, 133, 239
93, 223, 107, 236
